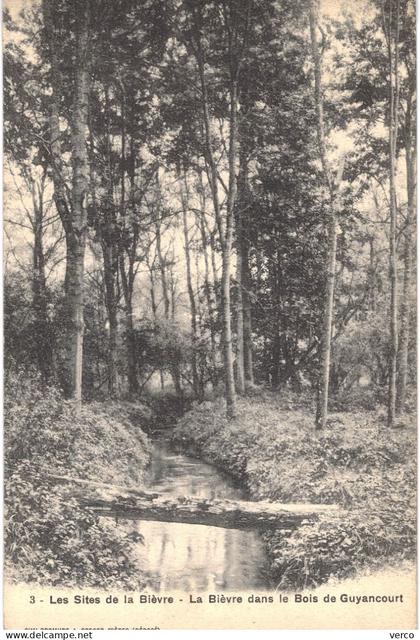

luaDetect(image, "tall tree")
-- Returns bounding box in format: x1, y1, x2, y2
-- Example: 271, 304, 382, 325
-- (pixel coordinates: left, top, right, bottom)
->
383, 0, 401, 427
180, 171, 200, 397
196, 170, 218, 388
43, 0, 91, 407
183, 0, 251, 417
337, 0, 415, 418
309, 0, 345, 429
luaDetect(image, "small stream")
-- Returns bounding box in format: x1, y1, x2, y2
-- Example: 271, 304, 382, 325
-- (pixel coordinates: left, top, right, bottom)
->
134, 438, 272, 591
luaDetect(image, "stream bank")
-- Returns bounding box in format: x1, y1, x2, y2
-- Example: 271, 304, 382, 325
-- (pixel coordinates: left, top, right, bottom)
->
5, 372, 154, 590
172, 391, 416, 589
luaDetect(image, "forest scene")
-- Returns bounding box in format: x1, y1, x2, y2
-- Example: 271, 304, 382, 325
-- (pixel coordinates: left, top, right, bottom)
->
4, 0, 416, 594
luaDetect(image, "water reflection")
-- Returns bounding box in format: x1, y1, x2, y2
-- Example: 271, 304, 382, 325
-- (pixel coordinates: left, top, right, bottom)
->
135, 440, 272, 591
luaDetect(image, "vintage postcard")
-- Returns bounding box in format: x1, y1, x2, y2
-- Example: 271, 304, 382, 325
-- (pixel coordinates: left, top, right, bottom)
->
3, 0, 416, 632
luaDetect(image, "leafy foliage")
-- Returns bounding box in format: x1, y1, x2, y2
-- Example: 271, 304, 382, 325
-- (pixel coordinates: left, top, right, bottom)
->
174, 393, 416, 588
4, 369, 151, 588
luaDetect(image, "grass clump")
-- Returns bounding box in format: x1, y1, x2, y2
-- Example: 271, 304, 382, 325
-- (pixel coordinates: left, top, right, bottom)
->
173, 391, 416, 588
4, 369, 151, 589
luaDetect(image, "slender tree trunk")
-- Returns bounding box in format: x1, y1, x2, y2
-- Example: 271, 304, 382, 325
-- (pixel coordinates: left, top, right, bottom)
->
271, 332, 281, 389
242, 199, 254, 391
169, 261, 177, 321
235, 214, 245, 394
103, 245, 118, 396
101, 86, 119, 396
155, 219, 170, 317
180, 174, 199, 396
237, 147, 254, 385
197, 177, 217, 387
255, 242, 262, 296
169, 257, 183, 398
388, 193, 398, 427
222, 77, 239, 417
272, 244, 282, 389
396, 85, 415, 413
221, 249, 236, 415
125, 302, 138, 395
243, 252, 254, 383
368, 236, 377, 312
209, 225, 219, 289
43, 0, 73, 393
234, 140, 247, 393
108, 309, 118, 396
396, 206, 414, 414
191, 20, 237, 418
310, 0, 340, 430
119, 254, 139, 396
149, 261, 165, 390
385, 0, 401, 428
315, 215, 337, 429
31, 178, 52, 380
155, 218, 182, 397
119, 133, 140, 396
67, 5, 90, 409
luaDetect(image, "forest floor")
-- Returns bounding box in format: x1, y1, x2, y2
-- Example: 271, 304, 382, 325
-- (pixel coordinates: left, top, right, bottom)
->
172, 388, 416, 589
5, 372, 416, 592
4, 371, 154, 589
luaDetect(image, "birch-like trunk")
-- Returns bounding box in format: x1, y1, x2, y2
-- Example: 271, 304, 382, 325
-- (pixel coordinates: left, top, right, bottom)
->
315, 214, 337, 429
222, 77, 239, 417
235, 252, 245, 393
385, 0, 401, 428
197, 176, 217, 387
310, 0, 339, 430
236, 148, 253, 385
156, 218, 182, 398
235, 200, 245, 394
66, 4, 90, 409
194, 34, 237, 417
149, 260, 165, 390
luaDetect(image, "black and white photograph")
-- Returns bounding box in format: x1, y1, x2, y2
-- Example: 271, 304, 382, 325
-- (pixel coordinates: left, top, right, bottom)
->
3, 0, 416, 631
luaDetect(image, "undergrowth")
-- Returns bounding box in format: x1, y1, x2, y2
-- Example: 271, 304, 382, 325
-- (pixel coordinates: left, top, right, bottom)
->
4, 369, 151, 589
173, 390, 416, 589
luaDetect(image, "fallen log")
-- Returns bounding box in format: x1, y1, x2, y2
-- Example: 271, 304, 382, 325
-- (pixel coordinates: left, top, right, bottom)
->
46, 473, 339, 531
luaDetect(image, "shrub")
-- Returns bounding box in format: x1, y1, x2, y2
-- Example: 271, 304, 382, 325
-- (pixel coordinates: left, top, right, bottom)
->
173, 392, 416, 588
4, 369, 151, 588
